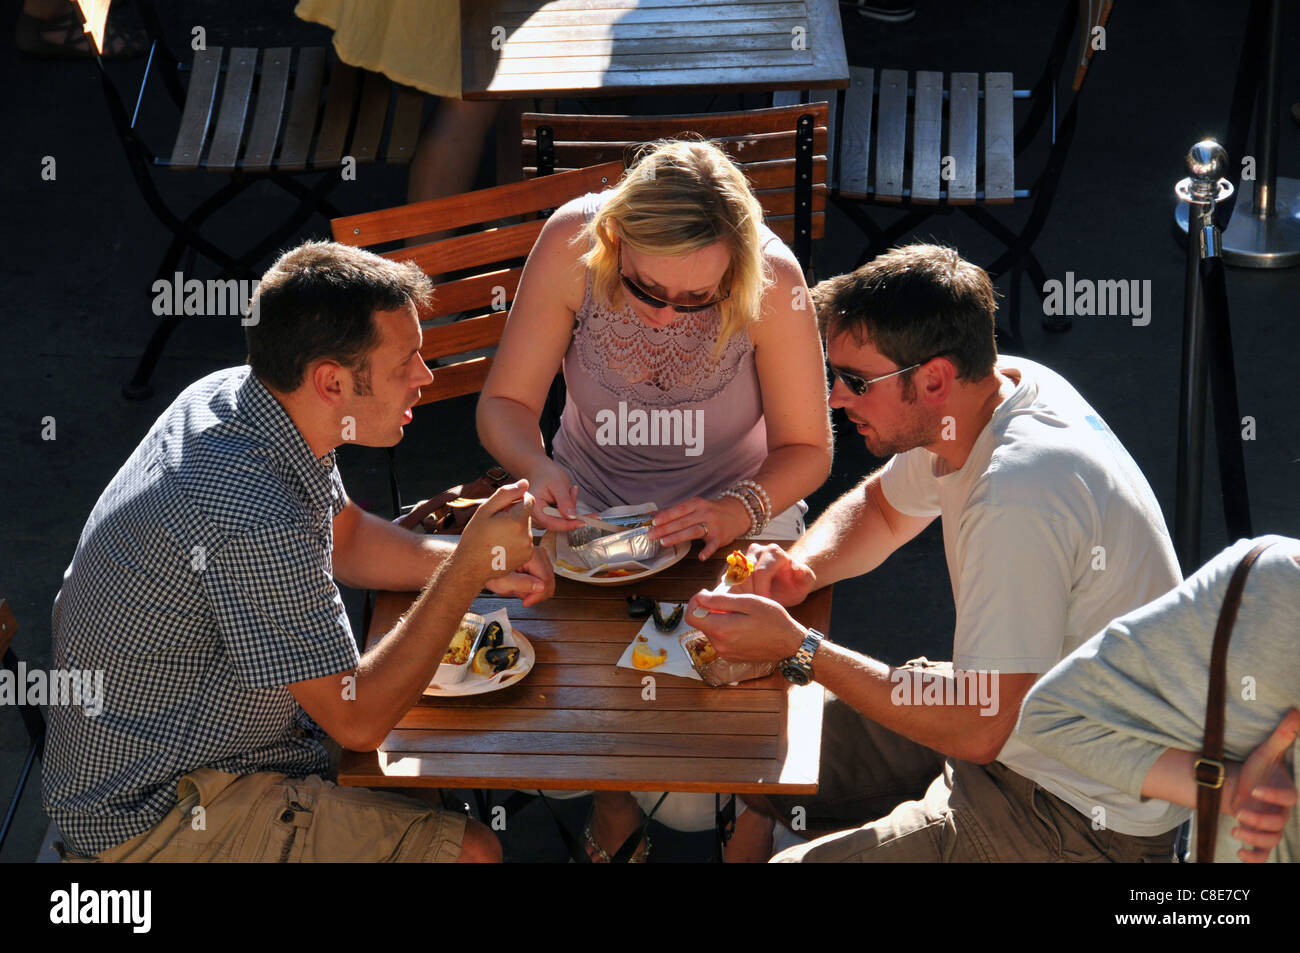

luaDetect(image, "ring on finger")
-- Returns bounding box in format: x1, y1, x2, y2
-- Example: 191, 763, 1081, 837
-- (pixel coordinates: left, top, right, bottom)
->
698, 522, 709, 536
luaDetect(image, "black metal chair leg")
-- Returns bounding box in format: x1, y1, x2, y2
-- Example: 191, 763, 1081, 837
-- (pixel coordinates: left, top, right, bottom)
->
123, 312, 188, 400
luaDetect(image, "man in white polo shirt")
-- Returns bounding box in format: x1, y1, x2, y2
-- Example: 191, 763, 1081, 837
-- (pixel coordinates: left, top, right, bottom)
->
687, 244, 1184, 861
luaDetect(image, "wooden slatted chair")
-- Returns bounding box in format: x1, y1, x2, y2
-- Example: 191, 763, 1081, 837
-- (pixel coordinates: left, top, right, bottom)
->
781, 0, 1113, 347
521, 102, 830, 278
0, 601, 46, 856
330, 161, 626, 517
74, 0, 427, 399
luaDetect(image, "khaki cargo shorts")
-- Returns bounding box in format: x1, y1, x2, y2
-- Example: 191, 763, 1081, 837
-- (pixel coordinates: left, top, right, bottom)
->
63, 769, 467, 863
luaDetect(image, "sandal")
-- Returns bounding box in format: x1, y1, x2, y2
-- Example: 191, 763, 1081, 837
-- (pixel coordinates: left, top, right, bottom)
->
16, 5, 149, 61
581, 817, 651, 863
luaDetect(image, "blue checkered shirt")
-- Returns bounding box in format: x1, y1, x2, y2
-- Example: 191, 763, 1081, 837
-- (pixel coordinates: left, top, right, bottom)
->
43, 367, 360, 856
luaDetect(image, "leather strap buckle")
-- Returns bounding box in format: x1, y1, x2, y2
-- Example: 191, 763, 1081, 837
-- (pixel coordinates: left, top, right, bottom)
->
1193, 757, 1225, 790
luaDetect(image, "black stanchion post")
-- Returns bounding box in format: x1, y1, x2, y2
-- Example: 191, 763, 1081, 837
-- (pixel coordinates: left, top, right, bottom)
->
1173, 142, 1233, 573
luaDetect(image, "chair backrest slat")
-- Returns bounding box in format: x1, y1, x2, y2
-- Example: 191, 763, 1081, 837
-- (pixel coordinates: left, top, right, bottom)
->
415, 356, 493, 406
910, 71, 944, 204
0, 599, 17, 658
415, 268, 525, 318
168, 47, 223, 169
418, 312, 509, 362
385, 86, 424, 164
278, 47, 327, 171
983, 71, 1015, 203
523, 126, 829, 174
874, 69, 908, 201
947, 71, 979, 204
1074, 0, 1113, 91
242, 47, 292, 172
205, 47, 258, 171
392, 219, 547, 277
839, 67, 874, 200
334, 161, 623, 247
349, 71, 392, 163
313, 59, 359, 168
522, 103, 826, 141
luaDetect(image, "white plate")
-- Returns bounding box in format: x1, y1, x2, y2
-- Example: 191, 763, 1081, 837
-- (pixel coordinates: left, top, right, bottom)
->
540, 531, 690, 586
425, 629, 535, 697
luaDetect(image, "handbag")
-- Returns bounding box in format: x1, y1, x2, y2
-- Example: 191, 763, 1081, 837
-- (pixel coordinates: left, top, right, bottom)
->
1194, 539, 1277, 862
394, 465, 514, 535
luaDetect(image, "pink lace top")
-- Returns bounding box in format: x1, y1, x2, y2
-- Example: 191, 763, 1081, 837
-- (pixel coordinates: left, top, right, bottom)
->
551, 191, 777, 509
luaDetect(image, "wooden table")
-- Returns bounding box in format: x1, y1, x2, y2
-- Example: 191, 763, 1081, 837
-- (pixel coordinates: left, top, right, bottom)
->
338, 542, 828, 795
460, 0, 849, 100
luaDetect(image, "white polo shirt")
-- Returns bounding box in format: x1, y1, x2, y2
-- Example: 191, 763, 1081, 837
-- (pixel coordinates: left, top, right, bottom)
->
879, 356, 1183, 835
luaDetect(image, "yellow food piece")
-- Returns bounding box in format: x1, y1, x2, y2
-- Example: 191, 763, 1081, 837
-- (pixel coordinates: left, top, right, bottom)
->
685, 636, 718, 667
724, 550, 754, 585
442, 622, 477, 664
632, 642, 668, 669
472, 646, 495, 675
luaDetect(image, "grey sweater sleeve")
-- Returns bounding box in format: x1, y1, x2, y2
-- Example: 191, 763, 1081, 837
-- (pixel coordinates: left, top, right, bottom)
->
1020, 536, 1300, 802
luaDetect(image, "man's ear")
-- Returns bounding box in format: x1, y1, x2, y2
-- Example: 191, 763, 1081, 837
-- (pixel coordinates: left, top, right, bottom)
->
308, 360, 347, 407
919, 356, 956, 406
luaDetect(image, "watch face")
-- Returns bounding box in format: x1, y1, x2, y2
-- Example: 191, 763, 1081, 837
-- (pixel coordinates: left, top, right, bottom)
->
781, 662, 810, 685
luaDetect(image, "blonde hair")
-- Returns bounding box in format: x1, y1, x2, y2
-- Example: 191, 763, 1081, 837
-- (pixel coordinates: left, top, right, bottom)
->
578, 139, 773, 352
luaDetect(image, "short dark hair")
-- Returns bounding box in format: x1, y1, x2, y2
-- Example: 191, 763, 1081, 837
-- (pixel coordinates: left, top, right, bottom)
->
812, 244, 997, 390
246, 241, 432, 393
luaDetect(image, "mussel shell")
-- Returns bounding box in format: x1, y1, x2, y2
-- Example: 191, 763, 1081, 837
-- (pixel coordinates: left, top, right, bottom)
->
626, 595, 655, 618
652, 602, 684, 632
481, 620, 505, 649
483, 646, 520, 674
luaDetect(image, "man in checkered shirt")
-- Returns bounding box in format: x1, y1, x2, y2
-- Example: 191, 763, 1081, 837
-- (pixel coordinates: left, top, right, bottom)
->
43, 241, 553, 862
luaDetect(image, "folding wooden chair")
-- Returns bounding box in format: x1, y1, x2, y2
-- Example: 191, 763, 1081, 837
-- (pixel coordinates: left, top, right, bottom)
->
0, 601, 45, 856
330, 161, 626, 518
74, 0, 426, 399
520, 103, 830, 279
782, 0, 1114, 347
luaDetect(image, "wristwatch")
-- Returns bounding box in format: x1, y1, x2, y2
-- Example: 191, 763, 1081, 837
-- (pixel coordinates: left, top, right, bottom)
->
780, 627, 824, 685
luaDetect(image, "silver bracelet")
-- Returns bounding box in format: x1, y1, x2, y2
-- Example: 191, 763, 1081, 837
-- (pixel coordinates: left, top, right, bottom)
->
732, 479, 772, 533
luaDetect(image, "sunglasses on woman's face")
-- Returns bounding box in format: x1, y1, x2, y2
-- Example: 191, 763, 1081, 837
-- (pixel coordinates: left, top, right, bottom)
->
618, 249, 731, 313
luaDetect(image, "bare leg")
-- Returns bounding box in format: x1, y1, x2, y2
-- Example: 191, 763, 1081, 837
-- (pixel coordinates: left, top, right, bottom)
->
723, 807, 775, 862
405, 97, 501, 247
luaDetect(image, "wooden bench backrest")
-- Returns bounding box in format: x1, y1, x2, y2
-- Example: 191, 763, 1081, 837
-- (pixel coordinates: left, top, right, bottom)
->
521, 102, 830, 247
330, 161, 625, 407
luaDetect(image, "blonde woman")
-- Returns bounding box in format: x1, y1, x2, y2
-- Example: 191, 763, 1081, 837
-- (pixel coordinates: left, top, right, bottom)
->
477, 140, 832, 860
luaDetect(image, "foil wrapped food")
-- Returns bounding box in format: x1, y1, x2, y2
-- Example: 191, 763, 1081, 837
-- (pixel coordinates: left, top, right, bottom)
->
680, 628, 777, 687
569, 526, 663, 570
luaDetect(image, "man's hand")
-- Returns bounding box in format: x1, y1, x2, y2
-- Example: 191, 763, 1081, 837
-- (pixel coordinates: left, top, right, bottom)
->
484, 543, 555, 607
733, 543, 818, 606
456, 481, 537, 583
1226, 708, 1300, 862
685, 590, 806, 663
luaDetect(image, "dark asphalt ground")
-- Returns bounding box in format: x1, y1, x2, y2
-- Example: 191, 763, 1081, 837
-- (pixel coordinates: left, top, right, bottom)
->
2, 0, 1297, 862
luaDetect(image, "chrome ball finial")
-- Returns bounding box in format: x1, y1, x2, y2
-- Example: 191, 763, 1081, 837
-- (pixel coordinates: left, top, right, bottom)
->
1187, 140, 1228, 181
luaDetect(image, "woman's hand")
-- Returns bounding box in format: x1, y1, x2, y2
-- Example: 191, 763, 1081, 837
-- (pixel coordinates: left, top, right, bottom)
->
650, 496, 751, 560
525, 458, 587, 532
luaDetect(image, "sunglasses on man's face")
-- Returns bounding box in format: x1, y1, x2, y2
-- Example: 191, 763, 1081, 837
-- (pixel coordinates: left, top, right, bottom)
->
831, 355, 943, 396
618, 249, 731, 314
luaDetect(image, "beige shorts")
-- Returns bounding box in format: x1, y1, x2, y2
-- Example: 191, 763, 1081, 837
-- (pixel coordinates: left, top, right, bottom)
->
767, 660, 1180, 863
63, 768, 467, 863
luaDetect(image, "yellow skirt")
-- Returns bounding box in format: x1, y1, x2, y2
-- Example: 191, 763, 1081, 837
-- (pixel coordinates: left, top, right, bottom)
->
294, 0, 461, 98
